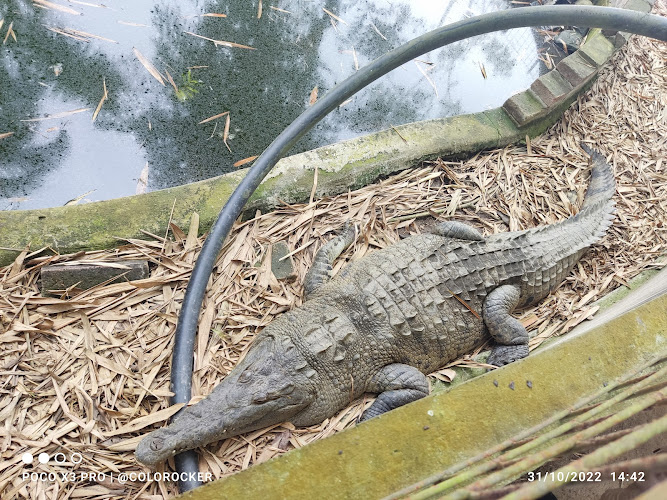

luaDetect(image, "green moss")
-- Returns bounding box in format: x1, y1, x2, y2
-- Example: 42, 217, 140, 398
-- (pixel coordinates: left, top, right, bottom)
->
0, 171, 244, 264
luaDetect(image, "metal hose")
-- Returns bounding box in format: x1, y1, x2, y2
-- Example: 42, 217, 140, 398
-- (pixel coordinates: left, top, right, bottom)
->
169, 5, 667, 492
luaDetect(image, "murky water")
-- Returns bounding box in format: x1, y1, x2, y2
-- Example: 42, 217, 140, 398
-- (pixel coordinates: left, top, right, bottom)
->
0, 0, 546, 210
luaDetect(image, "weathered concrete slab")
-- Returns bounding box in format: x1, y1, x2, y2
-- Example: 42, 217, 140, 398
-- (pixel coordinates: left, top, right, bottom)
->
40, 260, 149, 296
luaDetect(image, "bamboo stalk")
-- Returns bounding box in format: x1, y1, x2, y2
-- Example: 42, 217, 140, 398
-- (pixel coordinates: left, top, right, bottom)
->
437, 381, 666, 499
504, 420, 667, 500
465, 454, 667, 499
384, 355, 666, 500
587, 453, 667, 478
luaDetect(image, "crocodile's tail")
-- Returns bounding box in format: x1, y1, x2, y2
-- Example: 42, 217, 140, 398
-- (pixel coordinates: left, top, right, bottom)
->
575, 144, 616, 240
580, 144, 616, 211
490, 145, 616, 278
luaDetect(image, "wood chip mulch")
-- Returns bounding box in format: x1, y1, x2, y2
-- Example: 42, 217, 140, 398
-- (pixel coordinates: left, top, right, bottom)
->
1, 13, 665, 500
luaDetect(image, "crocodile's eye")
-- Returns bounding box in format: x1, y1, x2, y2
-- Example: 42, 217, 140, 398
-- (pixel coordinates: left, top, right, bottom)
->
239, 370, 252, 384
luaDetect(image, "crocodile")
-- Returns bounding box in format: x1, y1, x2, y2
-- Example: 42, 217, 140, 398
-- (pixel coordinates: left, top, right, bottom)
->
136, 145, 616, 466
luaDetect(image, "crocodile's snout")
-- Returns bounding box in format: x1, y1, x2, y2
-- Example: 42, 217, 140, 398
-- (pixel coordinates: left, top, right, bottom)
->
136, 430, 177, 466
135, 333, 319, 465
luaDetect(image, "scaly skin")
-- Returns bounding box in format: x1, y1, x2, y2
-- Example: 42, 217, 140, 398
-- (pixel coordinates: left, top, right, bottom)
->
136, 147, 615, 466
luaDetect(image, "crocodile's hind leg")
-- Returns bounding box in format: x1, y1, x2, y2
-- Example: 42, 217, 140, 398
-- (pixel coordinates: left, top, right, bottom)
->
483, 284, 530, 367
359, 363, 430, 421
303, 222, 357, 298
432, 221, 483, 240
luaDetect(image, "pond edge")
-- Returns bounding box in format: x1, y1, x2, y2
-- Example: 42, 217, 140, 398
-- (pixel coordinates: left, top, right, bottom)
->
0, 2, 645, 267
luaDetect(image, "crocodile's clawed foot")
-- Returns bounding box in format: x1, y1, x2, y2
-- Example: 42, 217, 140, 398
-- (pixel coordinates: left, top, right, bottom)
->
487, 345, 529, 368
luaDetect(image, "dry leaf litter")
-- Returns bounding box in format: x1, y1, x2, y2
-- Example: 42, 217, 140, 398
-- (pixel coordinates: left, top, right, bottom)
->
1, 18, 666, 500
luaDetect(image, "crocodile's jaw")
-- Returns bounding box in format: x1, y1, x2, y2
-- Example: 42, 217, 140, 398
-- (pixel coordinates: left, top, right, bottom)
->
135, 391, 310, 466
136, 334, 315, 466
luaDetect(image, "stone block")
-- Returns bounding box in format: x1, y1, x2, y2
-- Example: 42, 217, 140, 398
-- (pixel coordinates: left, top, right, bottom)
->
502, 90, 547, 128
270, 242, 296, 281
611, 30, 633, 48
531, 70, 574, 107
555, 30, 584, 54
612, 0, 652, 13
555, 52, 598, 88
578, 33, 616, 67
604, 0, 652, 41
40, 259, 149, 296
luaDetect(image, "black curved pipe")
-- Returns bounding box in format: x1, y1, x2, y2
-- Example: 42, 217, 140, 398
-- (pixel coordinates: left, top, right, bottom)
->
170, 6, 667, 492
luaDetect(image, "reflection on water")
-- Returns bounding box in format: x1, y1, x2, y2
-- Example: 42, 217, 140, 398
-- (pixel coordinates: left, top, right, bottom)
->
0, 0, 545, 210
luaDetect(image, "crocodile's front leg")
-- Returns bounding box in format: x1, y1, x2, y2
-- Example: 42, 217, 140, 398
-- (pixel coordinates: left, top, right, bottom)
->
303, 222, 357, 298
360, 363, 430, 421
483, 284, 529, 367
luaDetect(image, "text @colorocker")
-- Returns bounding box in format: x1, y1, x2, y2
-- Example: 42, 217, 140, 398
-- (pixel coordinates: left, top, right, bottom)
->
23, 471, 214, 484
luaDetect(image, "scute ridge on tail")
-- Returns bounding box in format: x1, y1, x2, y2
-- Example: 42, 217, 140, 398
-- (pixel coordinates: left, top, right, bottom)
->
580, 143, 616, 212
